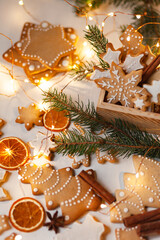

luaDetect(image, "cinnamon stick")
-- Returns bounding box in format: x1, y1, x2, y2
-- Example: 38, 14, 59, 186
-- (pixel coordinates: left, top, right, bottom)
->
142, 55, 160, 83
79, 170, 116, 204
123, 208, 160, 227
136, 220, 160, 237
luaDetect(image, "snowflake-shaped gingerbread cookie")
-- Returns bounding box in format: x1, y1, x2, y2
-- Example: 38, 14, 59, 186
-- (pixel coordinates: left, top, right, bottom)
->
95, 62, 148, 107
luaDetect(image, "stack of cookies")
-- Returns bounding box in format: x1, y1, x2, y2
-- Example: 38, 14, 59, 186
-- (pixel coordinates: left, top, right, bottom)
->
89, 25, 160, 113
3, 21, 79, 85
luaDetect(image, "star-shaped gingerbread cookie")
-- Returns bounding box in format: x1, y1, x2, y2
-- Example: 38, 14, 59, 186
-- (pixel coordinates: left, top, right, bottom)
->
15, 103, 45, 130
100, 43, 122, 66
17, 21, 76, 69
132, 93, 151, 111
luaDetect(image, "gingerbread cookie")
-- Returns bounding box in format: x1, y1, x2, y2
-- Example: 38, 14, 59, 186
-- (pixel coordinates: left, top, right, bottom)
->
5, 233, 19, 240
132, 93, 151, 111
96, 149, 117, 164
0, 119, 5, 136
15, 103, 45, 130
18, 163, 101, 224
143, 80, 160, 105
119, 25, 145, 57
144, 45, 156, 65
95, 62, 148, 107
110, 155, 160, 223
121, 53, 145, 74
89, 66, 110, 81
100, 43, 122, 66
68, 154, 90, 169
115, 227, 145, 240
0, 169, 11, 201
55, 214, 106, 240
29, 131, 56, 159
0, 215, 11, 235
16, 21, 76, 69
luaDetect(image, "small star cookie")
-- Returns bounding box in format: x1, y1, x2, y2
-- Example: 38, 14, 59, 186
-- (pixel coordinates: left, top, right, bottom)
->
15, 103, 45, 130
143, 80, 160, 105
0, 215, 11, 235
100, 43, 122, 66
29, 131, 56, 160
55, 214, 106, 240
115, 227, 145, 240
121, 53, 145, 74
95, 62, 148, 107
132, 93, 151, 111
119, 25, 145, 56
0, 119, 5, 137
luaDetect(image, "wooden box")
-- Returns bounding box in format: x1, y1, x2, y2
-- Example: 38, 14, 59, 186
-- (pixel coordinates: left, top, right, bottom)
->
96, 90, 160, 135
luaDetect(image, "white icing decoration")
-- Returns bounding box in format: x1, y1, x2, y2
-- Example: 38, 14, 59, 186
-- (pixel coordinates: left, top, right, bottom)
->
70, 34, 76, 40
133, 98, 145, 109
48, 200, 53, 206
102, 48, 121, 65
149, 197, 154, 203
62, 60, 69, 67
54, 215, 105, 240
29, 65, 35, 71
122, 54, 144, 73
90, 69, 111, 81
143, 80, 160, 104
119, 191, 125, 197
123, 207, 129, 213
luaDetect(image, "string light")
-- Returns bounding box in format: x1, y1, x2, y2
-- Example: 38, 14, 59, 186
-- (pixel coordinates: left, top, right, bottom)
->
83, 41, 88, 47
127, 36, 130, 41
156, 42, 160, 47
108, 12, 114, 17
88, 2, 92, 7
18, 0, 24, 6
136, 173, 139, 178
102, 21, 105, 27
89, 16, 93, 21
24, 78, 29, 83
136, 14, 141, 19
100, 204, 107, 209
85, 25, 89, 30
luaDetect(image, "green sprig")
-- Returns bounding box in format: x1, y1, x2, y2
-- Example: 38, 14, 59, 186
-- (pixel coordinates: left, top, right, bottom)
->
43, 89, 160, 159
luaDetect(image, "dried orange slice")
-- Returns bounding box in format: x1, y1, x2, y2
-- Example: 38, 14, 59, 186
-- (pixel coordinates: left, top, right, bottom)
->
43, 109, 70, 132
0, 137, 29, 170
9, 197, 45, 232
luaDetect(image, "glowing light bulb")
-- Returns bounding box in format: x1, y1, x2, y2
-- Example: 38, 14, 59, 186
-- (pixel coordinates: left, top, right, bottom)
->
38, 101, 47, 111
83, 41, 87, 47
85, 25, 89, 30
18, 175, 22, 180
5, 148, 12, 156
39, 78, 52, 91
18, 0, 24, 5
102, 22, 105, 27
88, 3, 92, 7
136, 14, 141, 19
136, 173, 139, 178
24, 79, 29, 83
89, 16, 93, 21
85, 48, 94, 58
156, 42, 160, 47
100, 204, 107, 209
127, 36, 130, 42
72, 64, 77, 69
108, 12, 114, 17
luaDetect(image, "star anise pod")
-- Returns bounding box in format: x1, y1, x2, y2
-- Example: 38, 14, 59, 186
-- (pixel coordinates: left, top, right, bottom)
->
44, 211, 65, 233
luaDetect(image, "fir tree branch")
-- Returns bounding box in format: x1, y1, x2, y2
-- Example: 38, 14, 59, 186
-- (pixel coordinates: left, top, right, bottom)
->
70, 61, 95, 81
44, 89, 160, 159
84, 25, 109, 69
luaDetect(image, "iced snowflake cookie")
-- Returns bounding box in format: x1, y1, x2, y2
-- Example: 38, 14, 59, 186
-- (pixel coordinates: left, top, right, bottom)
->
15, 103, 45, 130
95, 62, 149, 107
131, 93, 151, 111
18, 163, 101, 224
110, 155, 160, 223
54, 214, 106, 240
115, 227, 145, 240
0, 215, 11, 235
